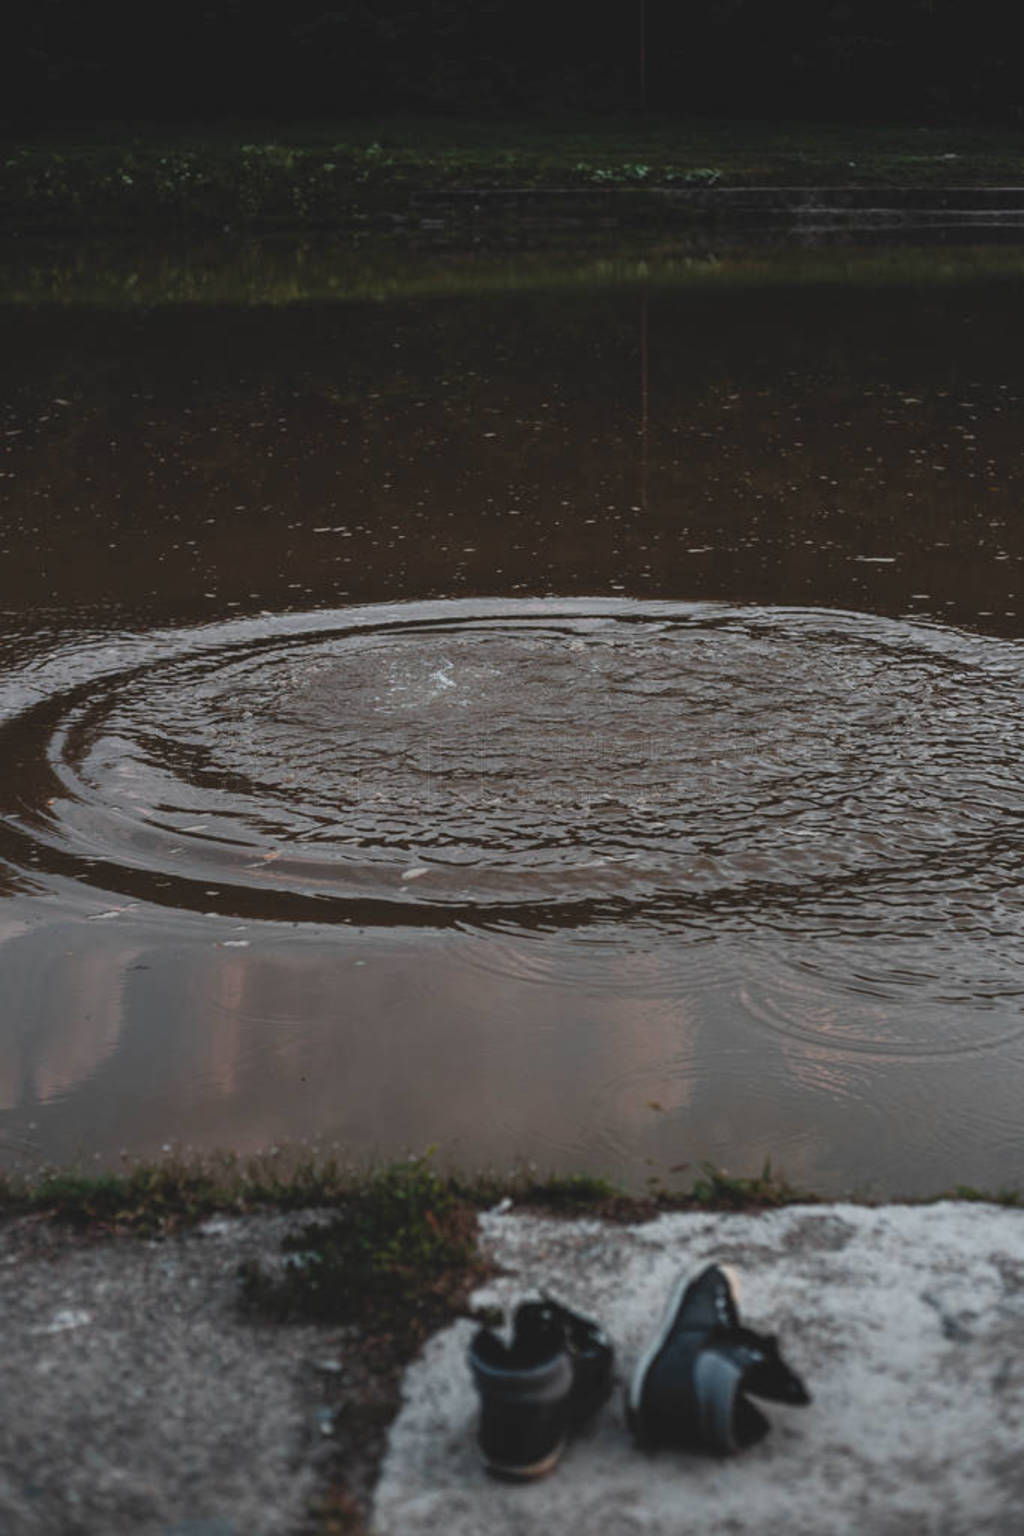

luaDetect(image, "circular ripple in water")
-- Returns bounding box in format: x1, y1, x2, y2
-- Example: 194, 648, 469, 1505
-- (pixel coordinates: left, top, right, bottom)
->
3, 599, 1024, 962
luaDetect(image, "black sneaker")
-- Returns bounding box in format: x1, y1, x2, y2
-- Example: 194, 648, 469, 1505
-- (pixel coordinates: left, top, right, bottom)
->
468, 1295, 614, 1480
626, 1264, 810, 1455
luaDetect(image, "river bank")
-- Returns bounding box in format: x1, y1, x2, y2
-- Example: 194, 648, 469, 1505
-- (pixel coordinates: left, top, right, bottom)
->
1, 1158, 1020, 1533
4, 116, 1024, 235
1, 1173, 1021, 1535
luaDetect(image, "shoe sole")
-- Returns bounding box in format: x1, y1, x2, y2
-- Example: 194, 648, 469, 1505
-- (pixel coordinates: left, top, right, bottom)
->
481, 1440, 566, 1480
625, 1263, 740, 1434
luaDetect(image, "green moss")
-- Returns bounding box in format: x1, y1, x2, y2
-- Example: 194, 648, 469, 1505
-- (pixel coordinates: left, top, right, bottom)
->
7, 236, 1024, 311
685, 1159, 806, 1210
2, 1152, 1018, 1249
516, 1173, 621, 1209
951, 1184, 1022, 1206
0, 1149, 365, 1233
237, 1156, 483, 1338
11, 1167, 221, 1233
464, 1159, 808, 1218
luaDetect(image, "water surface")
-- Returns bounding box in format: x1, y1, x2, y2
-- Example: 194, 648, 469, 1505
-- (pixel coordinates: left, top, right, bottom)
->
2, 240, 1024, 1193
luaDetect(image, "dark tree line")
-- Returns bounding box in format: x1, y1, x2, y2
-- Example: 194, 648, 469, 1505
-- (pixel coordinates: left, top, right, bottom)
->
3, 0, 1020, 124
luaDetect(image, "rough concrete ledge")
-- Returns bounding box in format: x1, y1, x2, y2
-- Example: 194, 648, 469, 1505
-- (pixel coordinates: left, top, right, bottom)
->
374, 1202, 1024, 1536
2, 1202, 1021, 1535
0, 1212, 332, 1536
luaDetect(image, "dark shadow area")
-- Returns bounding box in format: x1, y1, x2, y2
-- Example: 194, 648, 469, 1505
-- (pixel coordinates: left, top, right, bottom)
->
3, 1, 1022, 124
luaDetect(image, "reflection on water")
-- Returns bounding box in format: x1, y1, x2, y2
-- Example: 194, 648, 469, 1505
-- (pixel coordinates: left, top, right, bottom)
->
2, 239, 1024, 1193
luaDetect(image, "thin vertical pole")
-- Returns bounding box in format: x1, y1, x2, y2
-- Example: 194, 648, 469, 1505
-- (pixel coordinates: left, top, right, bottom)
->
640, 294, 649, 512
639, 0, 647, 110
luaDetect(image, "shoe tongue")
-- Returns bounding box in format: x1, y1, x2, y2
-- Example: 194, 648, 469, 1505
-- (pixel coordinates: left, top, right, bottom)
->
540, 1294, 607, 1356
511, 1302, 564, 1367
680, 1265, 742, 1334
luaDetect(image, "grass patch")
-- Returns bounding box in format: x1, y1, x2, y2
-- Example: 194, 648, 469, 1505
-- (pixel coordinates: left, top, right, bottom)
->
2, 1167, 224, 1234
0, 1148, 383, 1235
685, 1159, 806, 1210
515, 1172, 621, 1209
459, 1158, 811, 1221
950, 1184, 1022, 1206
8, 236, 1024, 312
2, 1149, 1017, 1248
0, 1151, 491, 1346
237, 1157, 484, 1340
234, 1158, 807, 1336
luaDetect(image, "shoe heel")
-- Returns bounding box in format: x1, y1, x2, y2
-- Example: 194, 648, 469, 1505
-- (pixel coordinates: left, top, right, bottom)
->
477, 1397, 569, 1480
469, 1341, 574, 1480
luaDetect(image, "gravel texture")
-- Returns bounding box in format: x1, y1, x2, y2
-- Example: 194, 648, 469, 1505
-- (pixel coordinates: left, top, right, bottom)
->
0, 1212, 371, 1536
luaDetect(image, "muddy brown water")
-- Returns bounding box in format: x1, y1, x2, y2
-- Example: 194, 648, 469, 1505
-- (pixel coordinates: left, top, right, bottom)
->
2, 242, 1024, 1194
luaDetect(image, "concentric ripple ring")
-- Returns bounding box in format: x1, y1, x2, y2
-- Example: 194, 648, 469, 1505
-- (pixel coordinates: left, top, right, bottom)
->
2, 598, 1024, 978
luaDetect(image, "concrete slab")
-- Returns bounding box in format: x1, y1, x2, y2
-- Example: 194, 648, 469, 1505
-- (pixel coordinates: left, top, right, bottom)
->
373, 1203, 1024, 1536
0, 1213, 332, 1536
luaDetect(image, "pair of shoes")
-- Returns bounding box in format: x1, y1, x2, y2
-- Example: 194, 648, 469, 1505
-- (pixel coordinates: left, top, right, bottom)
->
468, 1265, 809, 1478
467, 1294, 614, 1480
